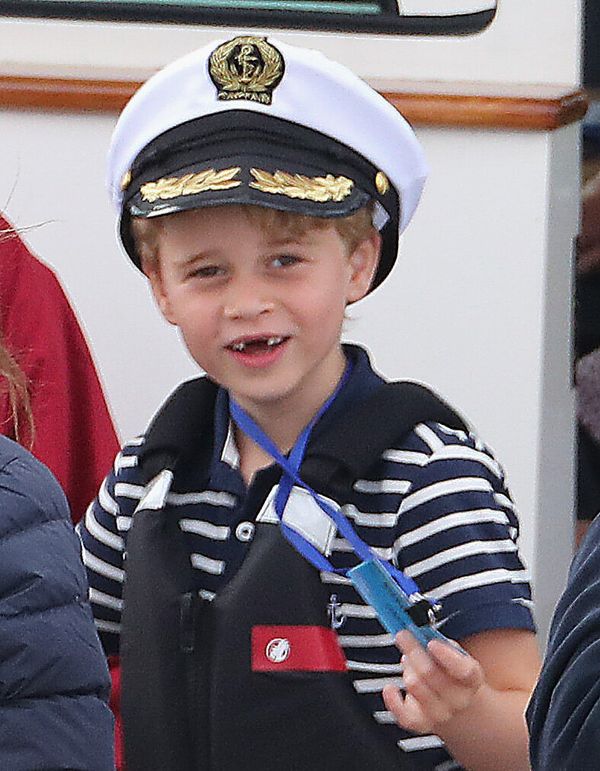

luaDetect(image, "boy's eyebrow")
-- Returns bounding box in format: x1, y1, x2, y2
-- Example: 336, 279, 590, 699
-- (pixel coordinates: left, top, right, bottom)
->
265, 235, 313, 248
173, 249, 221, 267
269, 238, 301, 247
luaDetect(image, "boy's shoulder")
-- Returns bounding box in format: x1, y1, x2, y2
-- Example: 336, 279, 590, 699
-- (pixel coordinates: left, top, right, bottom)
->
375, 418, 505, 485
104, 377, 218, 492
404, 418, 495, 454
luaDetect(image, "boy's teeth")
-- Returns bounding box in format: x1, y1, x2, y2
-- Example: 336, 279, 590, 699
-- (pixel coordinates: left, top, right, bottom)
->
231, 336, 284, 352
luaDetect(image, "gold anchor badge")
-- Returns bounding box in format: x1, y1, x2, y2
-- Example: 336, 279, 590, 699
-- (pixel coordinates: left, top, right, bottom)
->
209, 36, 284, 105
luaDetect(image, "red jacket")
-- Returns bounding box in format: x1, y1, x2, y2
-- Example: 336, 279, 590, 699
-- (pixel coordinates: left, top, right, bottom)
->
0, 216, 120, 522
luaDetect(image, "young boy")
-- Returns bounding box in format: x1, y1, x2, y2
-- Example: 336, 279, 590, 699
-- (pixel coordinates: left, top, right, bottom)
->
80, 35, 540, 771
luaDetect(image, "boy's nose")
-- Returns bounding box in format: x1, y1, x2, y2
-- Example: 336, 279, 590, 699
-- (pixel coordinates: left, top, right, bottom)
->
223, 280, 275, 320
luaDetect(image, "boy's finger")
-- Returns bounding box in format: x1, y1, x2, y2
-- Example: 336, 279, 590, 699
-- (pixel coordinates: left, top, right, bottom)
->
396, 629, 479, 686
402, 664, 453, 726
394, 629, 421, 654
403, 644, 464, 706
382, 684, 428, 734
427, 639, 484, 689
397, 631, 453, 701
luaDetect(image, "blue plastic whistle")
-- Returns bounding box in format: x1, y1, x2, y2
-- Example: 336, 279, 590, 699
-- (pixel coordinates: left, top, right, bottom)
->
347, 559, 448, 649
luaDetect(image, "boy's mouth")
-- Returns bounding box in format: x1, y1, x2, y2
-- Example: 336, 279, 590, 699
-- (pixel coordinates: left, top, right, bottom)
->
227, 335, 288, 354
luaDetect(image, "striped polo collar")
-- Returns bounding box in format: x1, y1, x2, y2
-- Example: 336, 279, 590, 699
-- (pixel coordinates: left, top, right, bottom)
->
138, 344, 385, 494
207, 344, 384, 494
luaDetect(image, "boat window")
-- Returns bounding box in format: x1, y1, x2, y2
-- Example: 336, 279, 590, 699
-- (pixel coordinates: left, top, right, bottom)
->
0, 0, 497, 35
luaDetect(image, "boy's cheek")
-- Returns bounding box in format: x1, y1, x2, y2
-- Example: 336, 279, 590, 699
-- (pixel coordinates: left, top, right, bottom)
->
144, 269, 179, 325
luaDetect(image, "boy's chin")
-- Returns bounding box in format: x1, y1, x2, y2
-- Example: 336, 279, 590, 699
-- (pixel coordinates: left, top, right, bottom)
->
227, 386, 293, 407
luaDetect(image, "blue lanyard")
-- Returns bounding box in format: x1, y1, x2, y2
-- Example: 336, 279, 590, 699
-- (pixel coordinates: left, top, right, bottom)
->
229, 367, 422, 597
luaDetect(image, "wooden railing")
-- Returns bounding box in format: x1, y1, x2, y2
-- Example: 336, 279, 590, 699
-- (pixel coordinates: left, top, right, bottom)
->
0, 75, 588, 130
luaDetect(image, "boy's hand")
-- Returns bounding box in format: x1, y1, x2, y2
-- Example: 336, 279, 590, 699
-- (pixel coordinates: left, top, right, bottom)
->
382, 629, 484, 733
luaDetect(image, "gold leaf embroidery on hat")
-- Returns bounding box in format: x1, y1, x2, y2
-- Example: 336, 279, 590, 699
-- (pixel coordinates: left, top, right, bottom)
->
375, 171, 389, 195
139, 167, 242, 203
249, 169, 354, 203
120, 169, 132, 192
209, 36, 284, 105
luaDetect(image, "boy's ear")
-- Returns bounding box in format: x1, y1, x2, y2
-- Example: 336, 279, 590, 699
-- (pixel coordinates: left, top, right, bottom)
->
143, 260, 178, 326
346, 229, 382, 303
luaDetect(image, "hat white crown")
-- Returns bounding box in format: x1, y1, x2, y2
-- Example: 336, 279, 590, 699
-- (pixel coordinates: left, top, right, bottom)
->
108, 35, 428, 236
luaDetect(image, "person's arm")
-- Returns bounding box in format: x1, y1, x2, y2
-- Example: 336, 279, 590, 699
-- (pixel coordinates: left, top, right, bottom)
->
78, 439, 142, 656
527, 515, 600, 771
386, 420, 538, 769
385, 627, 539, 771
0, 438, 114, 771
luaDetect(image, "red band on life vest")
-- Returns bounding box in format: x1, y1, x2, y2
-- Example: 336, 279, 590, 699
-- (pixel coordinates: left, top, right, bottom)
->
252, 625, 347, 672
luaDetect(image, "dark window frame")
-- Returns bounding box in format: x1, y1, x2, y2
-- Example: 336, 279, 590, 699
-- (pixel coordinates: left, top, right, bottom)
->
0, 1, 496, 36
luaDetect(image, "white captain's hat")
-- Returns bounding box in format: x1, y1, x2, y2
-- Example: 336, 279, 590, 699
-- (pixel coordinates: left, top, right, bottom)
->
108, 34, 428, 292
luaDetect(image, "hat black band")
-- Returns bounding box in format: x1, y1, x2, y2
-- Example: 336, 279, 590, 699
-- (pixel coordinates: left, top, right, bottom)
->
121, 110, 399, 290
124, 111, 397, 216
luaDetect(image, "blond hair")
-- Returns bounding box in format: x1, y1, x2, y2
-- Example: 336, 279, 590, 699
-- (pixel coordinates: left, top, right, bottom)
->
0, 334, 34, 447
0, 227, 34, 447
130, 203, 375, 271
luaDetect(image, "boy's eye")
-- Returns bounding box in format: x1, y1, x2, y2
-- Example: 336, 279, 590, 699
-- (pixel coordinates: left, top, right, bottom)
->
189, 264, 223, 279
271, 254, 301, 269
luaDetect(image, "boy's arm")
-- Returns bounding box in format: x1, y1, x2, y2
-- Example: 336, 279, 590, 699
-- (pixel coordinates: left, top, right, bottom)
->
526, 515, 600, 771
384, 627, 540, 771
385, 421, 538, 769
77, 441, 142, 656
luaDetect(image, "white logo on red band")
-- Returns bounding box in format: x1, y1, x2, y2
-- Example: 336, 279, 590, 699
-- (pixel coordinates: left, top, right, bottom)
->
265, 637, 291, 663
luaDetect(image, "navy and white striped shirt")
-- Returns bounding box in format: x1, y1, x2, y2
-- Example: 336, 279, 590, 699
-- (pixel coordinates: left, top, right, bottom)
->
79, 347, 534, 770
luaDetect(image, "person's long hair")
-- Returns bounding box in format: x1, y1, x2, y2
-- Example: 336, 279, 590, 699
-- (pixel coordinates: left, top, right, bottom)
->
0, 337, 33, 446
0, 227, 34, 446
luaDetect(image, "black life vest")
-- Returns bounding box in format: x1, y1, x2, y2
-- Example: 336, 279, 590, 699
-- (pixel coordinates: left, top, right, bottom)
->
120, 377, 467, 771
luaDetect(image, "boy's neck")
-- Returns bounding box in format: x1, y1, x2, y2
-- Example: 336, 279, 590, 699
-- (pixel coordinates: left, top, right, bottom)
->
232, 351, 347, 485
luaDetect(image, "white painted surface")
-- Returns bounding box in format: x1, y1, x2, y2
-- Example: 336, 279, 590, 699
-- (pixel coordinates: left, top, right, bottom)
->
400, 1, 496, 13
0, 0, 580, 87
0, 109, 199, 444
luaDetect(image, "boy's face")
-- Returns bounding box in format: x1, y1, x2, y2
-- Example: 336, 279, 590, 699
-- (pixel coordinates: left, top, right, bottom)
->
144, 205, 379, 418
